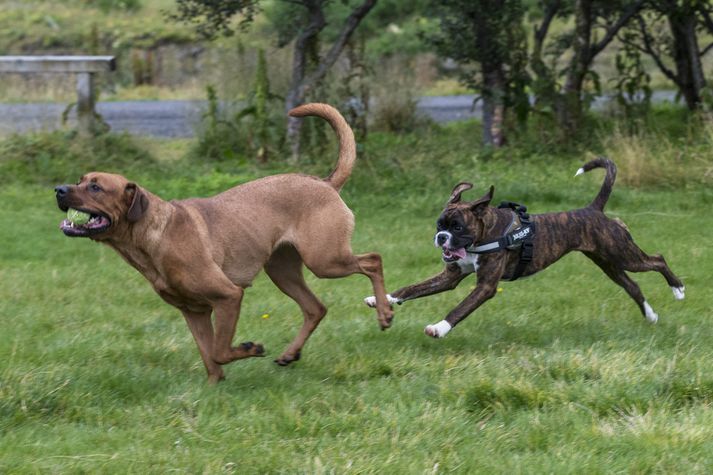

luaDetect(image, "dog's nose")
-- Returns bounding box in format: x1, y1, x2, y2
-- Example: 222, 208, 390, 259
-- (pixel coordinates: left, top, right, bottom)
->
436, 232, 448, 246
55, 185, 69, 197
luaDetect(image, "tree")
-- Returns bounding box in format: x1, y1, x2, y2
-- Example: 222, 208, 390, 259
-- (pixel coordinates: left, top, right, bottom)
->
427, 0, 529, 147
623, 0, 712, 110
172, 0, 377, 160
530, 0, 645, 133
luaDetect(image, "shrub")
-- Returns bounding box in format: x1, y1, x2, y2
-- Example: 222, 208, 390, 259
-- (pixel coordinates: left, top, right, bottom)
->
191, 53, 285, 164
0, 131, 157, 185
370, 57, 432, 134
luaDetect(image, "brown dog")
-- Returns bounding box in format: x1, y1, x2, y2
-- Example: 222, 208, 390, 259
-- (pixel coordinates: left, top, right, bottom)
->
366, 158, 684, 337
55, 103, 394, 383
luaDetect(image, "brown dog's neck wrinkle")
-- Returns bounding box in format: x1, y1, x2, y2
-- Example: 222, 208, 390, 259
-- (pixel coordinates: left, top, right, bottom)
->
130, 196, 174, 247
104, 196, 176, 283
109, 195, 174, 252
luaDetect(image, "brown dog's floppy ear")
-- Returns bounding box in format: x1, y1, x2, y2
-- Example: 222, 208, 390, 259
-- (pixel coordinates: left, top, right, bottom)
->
125, 183, 149, 223
447, 182, 473, 205
470, 185, 494, 211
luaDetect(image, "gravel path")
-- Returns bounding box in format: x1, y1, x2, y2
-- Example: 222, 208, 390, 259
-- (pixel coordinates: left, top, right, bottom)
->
0, 100, 205, 137
0, 92, 677, 138
0, 98, 474, 138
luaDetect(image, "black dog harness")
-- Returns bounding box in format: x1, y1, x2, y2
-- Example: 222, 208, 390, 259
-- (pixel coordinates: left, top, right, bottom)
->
466, 201, 535, 281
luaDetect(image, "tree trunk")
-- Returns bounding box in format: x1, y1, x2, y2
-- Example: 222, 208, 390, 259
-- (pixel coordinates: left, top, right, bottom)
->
472, 0, 508, 147
285, 1, 325, 163
531, 0, 560, 108
482, 69, 506, 147
667, 4, 705, 109
555, 0, 644, 132
558, 0, 592, 133
285, 0, 378, 162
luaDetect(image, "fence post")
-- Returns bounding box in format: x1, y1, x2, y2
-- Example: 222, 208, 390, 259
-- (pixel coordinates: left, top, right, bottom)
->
76, 72, 96, 137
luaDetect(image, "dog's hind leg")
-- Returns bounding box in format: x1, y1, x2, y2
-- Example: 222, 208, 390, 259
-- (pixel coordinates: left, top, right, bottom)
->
353, 252, 393, 329
182, 310, 225, 384
584, 252, 658, 323
621, 251, 685, 301
296, 203, 393, 329
597, 221, 685, 300
265, 245, 327, 366
301, 248, 394, 330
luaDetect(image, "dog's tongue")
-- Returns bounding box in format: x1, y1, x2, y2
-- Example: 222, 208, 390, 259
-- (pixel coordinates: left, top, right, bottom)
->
452, 248, 467, 260
444, 248, 467, 260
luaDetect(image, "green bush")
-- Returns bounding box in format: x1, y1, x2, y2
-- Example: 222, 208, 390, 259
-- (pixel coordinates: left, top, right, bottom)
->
0, 131, 157, 185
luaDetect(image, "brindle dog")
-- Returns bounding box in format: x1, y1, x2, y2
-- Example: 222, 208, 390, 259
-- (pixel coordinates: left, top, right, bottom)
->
366, 158, 685, 338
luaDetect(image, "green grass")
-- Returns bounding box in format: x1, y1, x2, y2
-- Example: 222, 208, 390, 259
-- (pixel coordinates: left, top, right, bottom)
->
1, 122, 713, 473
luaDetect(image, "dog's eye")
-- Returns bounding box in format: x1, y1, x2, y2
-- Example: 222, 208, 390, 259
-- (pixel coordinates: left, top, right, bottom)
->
454, 225, 463, 232
89, 183, 102, 192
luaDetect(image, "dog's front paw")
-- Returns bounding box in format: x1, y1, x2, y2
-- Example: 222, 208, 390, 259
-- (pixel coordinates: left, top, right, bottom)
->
424, 320, 452, 338
364, 294, 401, 308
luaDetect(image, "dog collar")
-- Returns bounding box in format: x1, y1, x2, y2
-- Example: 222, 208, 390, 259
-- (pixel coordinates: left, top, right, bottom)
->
467, 224, 533, 254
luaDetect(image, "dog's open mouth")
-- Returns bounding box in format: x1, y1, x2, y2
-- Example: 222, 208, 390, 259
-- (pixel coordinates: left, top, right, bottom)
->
441, 247, 467, 262
59, 210, 111, 237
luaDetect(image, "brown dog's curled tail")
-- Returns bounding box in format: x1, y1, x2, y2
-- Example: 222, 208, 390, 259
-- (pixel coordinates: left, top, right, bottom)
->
576, 157, 617, 211
288, 103, 356, 191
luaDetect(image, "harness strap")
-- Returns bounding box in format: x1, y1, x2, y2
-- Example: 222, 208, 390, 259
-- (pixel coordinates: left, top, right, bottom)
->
507, 202, 533, 281
467, 201, 535, 281
511, 234, 534, 281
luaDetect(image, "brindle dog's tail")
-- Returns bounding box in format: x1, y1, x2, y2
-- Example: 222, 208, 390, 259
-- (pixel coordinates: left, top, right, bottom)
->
575, 157, 617, 211
288, 103, 356, 192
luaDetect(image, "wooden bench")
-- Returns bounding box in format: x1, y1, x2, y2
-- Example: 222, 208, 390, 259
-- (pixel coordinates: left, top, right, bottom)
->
0, 56, 116, 136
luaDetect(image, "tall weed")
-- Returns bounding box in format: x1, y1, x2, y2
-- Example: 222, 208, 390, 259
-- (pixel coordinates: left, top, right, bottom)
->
601, 115, 713, 188
370, 57, 432, 134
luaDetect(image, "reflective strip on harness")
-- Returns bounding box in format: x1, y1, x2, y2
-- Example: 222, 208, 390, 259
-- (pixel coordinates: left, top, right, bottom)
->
471, 241, 501, 253
467, 224, 532, 254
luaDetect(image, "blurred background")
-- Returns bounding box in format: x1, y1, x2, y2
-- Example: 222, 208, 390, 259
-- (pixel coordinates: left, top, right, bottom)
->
0, 0, 710, 159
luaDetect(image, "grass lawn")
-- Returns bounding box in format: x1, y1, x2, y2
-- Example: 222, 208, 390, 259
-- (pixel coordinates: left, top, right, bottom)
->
1, 125, 713, 473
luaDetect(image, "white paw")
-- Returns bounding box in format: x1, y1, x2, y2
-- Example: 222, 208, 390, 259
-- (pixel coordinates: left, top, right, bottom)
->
575, 167, 585, 177
644, 301, 658, 324
364, 294, 400, 308
672, 286, 685, 301
424, 320, 452, 338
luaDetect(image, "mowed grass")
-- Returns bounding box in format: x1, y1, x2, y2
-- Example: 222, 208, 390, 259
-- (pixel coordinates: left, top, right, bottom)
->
1, 129, 713, 473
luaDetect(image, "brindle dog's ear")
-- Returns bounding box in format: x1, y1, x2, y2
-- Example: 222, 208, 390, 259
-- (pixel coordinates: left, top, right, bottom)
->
125, 183, 149, 223
447, 182, 473, 205
470, 185, 494, 212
